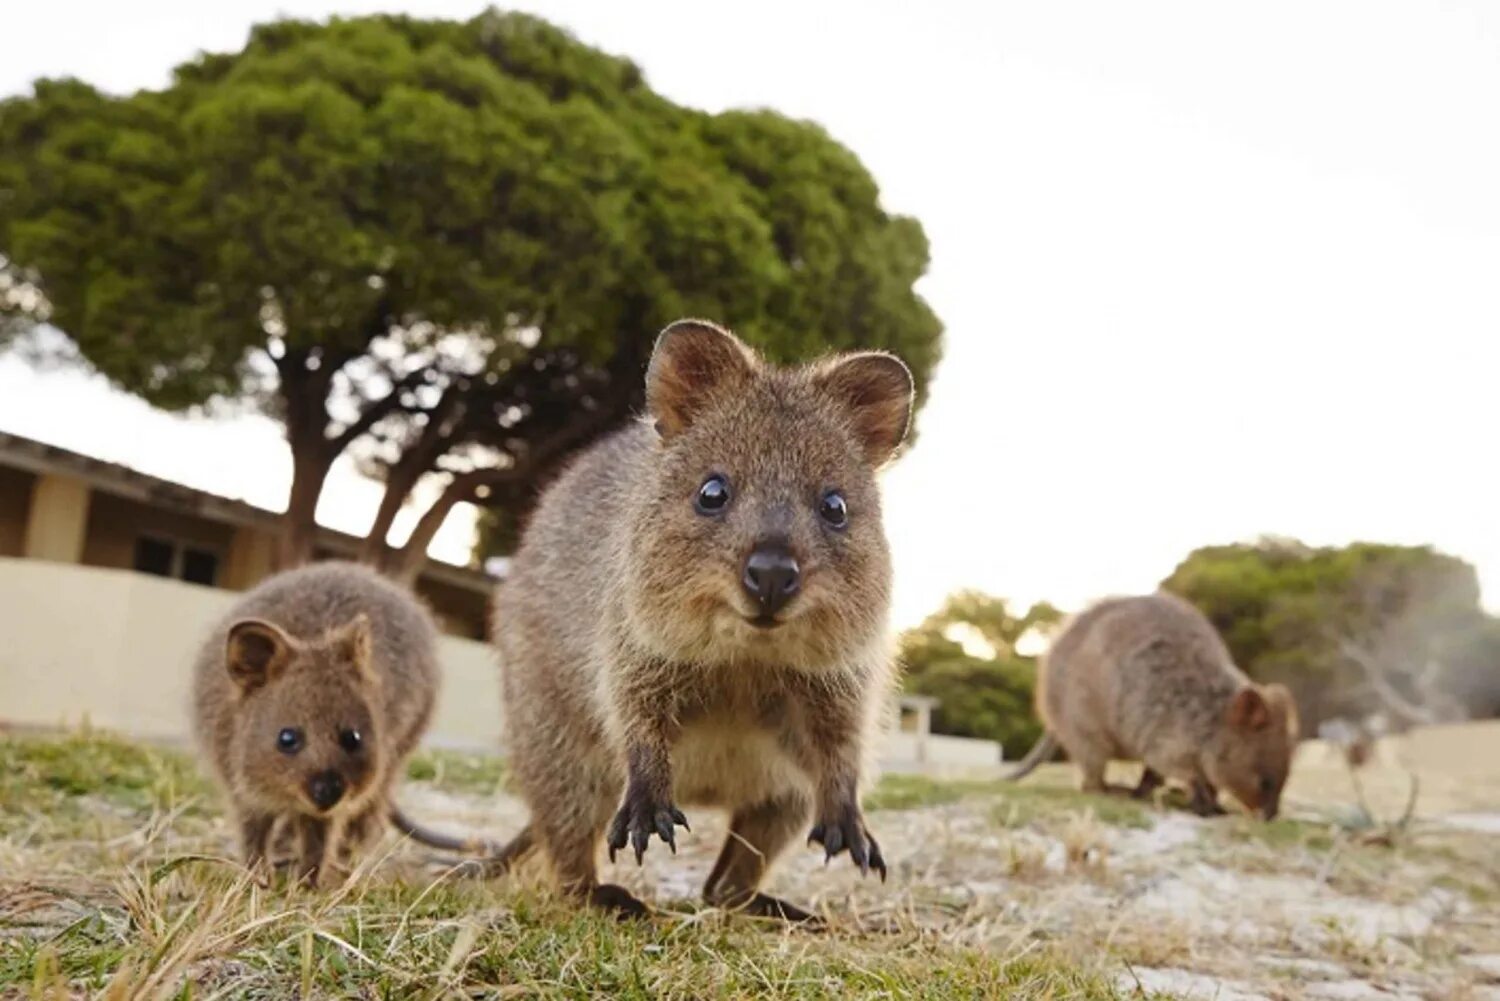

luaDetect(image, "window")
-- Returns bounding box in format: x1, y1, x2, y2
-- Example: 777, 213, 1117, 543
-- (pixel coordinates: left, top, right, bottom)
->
134, 537, 175, 577
133, 536, 220, 587
181, 548, 219, 586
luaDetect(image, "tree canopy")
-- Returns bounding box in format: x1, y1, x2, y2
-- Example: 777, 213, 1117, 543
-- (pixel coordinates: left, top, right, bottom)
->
0, 10, 942, 575
1163, 538, 1500, 730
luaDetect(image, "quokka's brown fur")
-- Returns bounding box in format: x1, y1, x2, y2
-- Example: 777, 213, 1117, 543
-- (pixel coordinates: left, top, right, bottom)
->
191, 561, 495, 885
491, 319, 914, 919
1008, 591, 1299, 818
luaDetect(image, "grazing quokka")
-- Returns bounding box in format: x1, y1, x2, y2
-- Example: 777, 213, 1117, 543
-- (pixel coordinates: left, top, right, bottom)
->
491, 319, 913, 919
192, 561, 488, 885
1007, 592, 1299, 819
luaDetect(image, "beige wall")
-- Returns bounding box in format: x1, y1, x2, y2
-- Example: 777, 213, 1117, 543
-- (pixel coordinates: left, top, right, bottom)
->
0, 559, 989, 769
223, 527, 276, 591
0, 465, 33, 557
0, 558, 505, 750
883, 732, 1005, 775
23, 473, 90, 563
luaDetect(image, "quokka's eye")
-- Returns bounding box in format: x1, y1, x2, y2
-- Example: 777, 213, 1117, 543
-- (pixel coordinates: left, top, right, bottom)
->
339, 728, 363, 753
276, 727, 304, 755
1259, 776, 1275, 796
695, 474, 731, 515
819, 490, 849, 529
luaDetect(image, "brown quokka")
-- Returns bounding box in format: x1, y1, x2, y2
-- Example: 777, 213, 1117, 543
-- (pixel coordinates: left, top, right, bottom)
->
191, 561, 493, 885
1007, 591, 1299, 819
491, 319, 913, 920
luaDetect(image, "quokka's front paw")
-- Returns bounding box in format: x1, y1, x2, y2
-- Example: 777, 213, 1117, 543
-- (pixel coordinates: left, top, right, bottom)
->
607, 790, 690, 865
808, 803, 887, 881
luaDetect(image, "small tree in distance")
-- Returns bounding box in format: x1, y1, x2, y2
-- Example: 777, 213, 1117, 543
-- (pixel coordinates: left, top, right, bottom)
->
0, 10, 942, 579
900, 591, 1062, 753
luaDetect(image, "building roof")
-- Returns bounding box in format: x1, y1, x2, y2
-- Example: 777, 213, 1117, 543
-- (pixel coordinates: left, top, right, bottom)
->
0, 429, 496, 596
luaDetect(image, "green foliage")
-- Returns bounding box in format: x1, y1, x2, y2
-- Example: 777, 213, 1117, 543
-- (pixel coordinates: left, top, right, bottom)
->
0, 10, 943, 566
899, 591, 1061, 752
1163, 538, 1500, 727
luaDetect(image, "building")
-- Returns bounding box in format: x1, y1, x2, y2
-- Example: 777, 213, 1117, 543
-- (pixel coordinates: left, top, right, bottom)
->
0, 430, 492, 638
0, 429, 999, 770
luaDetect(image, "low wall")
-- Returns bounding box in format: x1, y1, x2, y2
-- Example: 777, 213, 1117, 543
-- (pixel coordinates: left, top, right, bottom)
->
0, 557, 504, 750
0, 558, 1004, 769
883, 731, 1005, 776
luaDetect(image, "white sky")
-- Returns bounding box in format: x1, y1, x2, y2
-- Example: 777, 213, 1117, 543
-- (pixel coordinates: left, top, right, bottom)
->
2, 0, 1498, 626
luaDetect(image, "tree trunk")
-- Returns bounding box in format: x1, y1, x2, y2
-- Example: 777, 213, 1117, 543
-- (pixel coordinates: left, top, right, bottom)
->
358, 459, 423, 572
390, 473, 478, 586
358, 388, 462, 570
274, 351, 337, 572
276, 447, 334, 570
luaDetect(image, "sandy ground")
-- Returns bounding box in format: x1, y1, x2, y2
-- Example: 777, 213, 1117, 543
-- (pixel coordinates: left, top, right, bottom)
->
382, 724, 1500, 1000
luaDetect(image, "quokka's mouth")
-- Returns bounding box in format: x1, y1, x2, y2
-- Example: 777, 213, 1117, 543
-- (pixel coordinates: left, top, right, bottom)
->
744, 613, 784, 630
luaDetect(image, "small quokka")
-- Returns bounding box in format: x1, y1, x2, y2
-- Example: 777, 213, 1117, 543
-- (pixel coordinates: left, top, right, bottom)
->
1007, 591, 1299, 819
491, 319, 913, 919
192, 561, 490, 885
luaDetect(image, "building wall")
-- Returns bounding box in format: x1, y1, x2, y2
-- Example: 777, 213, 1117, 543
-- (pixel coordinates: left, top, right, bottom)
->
0, 558, 1000, 770
0, 465, 34, 557
81, 492, 235, 580
0, 558, 504, 751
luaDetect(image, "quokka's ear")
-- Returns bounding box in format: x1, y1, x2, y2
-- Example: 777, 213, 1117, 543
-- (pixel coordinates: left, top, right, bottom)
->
330, 613, 374, 678
1262, 683, 1300, 739
813, 351, 914, 465
645, 319, 758, 438
1226, 686, 1271, 731
226, 619, 295, 693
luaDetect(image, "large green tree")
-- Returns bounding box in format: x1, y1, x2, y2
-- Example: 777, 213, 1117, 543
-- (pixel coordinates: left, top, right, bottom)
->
1163, 539, 1500, 730
0, 10, 941, 577
899, 591, 1061, 753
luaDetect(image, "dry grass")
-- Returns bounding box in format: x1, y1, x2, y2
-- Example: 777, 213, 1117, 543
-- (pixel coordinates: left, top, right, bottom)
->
0, 731, 1127, 999
3, 728, 1499, 1000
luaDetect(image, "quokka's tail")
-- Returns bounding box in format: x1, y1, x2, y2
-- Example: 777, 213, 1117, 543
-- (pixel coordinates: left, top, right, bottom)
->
1004, 732, 1058, 781
390, 808, 536, 875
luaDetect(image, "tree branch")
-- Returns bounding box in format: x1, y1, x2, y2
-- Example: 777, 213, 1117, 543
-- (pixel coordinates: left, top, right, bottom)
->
1337, 638, 1438, 727
331, 367, 429, 451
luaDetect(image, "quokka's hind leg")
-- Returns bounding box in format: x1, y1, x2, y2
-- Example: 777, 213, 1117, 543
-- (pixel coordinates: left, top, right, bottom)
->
298, 814, 362, 889
1132, 767, 1164, 800
704, 790, 818, 924
238, 811, 276, 871
538, 780, 649, 918
1077, 751, 1110, 795
336, 799, 386, 865
550, 827, 649, 918
1188, 777, 1227, 817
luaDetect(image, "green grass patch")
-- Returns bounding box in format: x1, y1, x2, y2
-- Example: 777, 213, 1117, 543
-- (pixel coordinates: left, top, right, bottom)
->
864, 773, 1000, 811
0, 729, 212, 833
404, 747, 508, 795
1215, 815, 1336, 852
991, 784, 1152, 831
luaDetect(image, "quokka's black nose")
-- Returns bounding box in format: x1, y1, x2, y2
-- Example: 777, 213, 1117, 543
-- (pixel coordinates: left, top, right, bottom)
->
742, 545, 801, 616
307, 770, 346, 810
